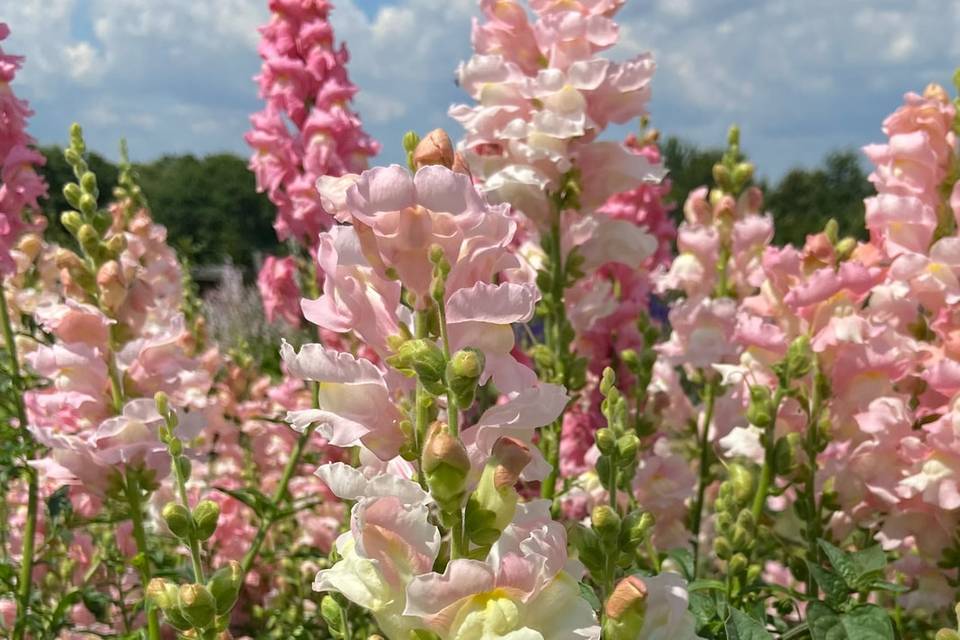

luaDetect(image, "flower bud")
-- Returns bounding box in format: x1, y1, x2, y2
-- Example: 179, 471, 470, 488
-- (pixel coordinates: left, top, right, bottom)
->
746, 385, 774, 428
80, 171, 98, 196
786, 334, 813, 379
79, 193, 97, 217
936, 630, 960, 640
728, 552, 749, 575
155, 391, 170, 417
602, 576, 647, 640
162, 502, 193, 539
96, 260, 126, 310
17, 234, 42, 261
712, 163, 731, 190
401, 131, 421, 155
193, 500, 221, 541
824, 218, 839, 245
595, 428, 616, 454
413, 128, 454, 169
726, 463, 755, 504
616, 434, 639, 461
147, 578, 178, 610
446, 348, 485, 408
61, 210, 83, 234
387, 339, 446, 395
491, 436, 531, 490
77, 224, 99, 256
321, 594, 343, 631
591, 505, 621, 543
178, 583, 216, 629
422, 422, 470, 512
732, 162, 754, 188
104, 233, 126, 256
63, 183, 83, 209
620, 510, 654, 546
835, 237, 857, 261
207, 560, 242, 615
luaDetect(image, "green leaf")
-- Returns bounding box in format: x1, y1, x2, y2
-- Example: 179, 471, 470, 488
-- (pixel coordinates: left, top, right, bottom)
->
818, 539, 890, 593
214, 486, 275, 519
578, 581, 601, 611
726, 607, 774, 640
807, 602, 895, 640
666, 547, 695, 580
688, 579, 727, 592
807, 561, 850, 608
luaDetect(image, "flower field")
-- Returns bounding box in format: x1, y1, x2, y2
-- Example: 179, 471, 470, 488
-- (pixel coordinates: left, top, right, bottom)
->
2, 1, 960, 639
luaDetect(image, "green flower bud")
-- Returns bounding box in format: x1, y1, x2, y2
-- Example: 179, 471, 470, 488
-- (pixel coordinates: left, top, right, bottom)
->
207, 560, 242, 615
178, 583, 216, 629
595, 428, 616, 455
616, 434, 639, 461
446, 348, 485, 408
712, 163, 731, 190
401, 131, 421, 155
422, 422, 470, 512
60, 210, 83, 234
620, 349, 640, 372
746, 385, 774, 428
786, 335, 813, 378
620, 510, 654, 547
824, 218, 839, 245
835, 237, 857, 261
177, 456, 192, 481
162, 502, 193, 539
63, 183, 83, 209
602, 575, 647, 640
726, 463, 755, 505
78, 193, 97, 217
591, 505, 621, 544
713, 535, 733, 560
732, 162, 754, 188
154, 391, 170, 417
193, 500, 221, 541
64, 147, 83, 168
387, 339, 446, 395
146, 578, 178, 610
729, 552, 749, 575
600, 367, 616, 397
936, 630, 960, 640
80, 171, 98, 196
321, 594, 343, 631
77, 224, 99, 256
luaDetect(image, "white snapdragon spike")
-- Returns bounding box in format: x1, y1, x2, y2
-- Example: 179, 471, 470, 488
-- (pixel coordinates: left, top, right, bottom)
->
313, 463, 440, 638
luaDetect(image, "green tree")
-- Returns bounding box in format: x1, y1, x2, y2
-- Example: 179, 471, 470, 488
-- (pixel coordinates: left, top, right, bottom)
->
762, 150, 871, 246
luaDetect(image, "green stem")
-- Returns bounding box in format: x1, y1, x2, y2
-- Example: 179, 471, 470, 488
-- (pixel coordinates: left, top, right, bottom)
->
803, 363, 825, 597
540, 216, 568, 504
172, 457, 205, 583
239, 419, 315, 577
414, 311, 431, 490
751, 388, 786, 521
124, 474, 160, 640
691, 376, 718, 577
3, 280, 38, 640
435, 296, 459, 437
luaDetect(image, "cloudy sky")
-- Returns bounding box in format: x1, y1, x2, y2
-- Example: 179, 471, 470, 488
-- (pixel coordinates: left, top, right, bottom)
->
5, 0, 959, 180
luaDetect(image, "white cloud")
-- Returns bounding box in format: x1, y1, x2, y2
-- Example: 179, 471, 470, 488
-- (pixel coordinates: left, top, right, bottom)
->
2, 0, 957, 180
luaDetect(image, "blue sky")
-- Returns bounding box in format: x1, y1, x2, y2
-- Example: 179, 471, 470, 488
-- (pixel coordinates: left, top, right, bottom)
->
5, 0, 958, 181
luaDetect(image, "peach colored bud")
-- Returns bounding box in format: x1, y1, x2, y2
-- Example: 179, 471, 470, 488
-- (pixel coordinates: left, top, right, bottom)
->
604, 575, 648, 620
803, 232, 835, 265
17, 234, 42, 261
740, 186, 763, 213
924, 83, 949, 103
422, 422, 471, 475
413, 129, 455, 169
491, 437, 532, 489
97, 260, 126, 310
54, 248, 83, 271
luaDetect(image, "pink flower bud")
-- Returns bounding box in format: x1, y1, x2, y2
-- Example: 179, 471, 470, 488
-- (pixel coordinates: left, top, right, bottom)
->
413, 128, 455, 169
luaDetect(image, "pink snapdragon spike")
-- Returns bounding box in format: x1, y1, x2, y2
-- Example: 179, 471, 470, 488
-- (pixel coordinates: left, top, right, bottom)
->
246, 0, 379, 248
0, 22, 47, 274
451, 0, 664, 232
309, 162, 546, 394
257, 254, 303, 327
